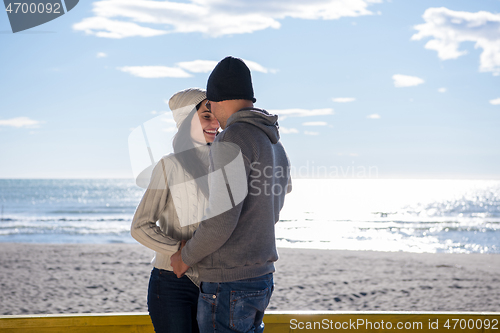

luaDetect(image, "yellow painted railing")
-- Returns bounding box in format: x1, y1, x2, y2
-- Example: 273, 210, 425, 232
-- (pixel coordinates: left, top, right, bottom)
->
0, 311, 499, 332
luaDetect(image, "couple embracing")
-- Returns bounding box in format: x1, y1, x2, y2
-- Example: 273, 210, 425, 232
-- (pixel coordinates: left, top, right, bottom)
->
131, 56, 292, 333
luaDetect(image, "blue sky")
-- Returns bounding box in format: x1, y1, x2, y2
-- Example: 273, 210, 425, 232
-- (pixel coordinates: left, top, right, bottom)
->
1, 0, 499, 179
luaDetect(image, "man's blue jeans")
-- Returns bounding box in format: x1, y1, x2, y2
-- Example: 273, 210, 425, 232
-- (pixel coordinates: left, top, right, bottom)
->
197, 273, 274, 333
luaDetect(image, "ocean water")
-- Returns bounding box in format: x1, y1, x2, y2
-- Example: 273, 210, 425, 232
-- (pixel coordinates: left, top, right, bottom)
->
0, 179, 498, 253
0, 179, 143, 244
277, 179, 500, 253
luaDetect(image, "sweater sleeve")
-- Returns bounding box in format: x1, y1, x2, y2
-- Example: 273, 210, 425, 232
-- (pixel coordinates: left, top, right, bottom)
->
181, 139, 251, 267
130, 158, 181, 255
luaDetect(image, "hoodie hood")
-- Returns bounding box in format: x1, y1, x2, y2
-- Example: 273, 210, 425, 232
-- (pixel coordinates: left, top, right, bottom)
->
225, 108, 280, 144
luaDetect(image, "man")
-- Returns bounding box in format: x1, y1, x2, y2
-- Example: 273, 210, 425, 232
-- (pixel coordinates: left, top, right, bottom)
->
171, 56, 291, 333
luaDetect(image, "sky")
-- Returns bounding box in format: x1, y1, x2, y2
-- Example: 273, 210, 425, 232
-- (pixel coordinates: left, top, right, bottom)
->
0, 0, 499, 179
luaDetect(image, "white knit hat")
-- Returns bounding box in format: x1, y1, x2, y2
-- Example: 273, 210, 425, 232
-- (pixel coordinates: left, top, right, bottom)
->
168, 88, 207, 128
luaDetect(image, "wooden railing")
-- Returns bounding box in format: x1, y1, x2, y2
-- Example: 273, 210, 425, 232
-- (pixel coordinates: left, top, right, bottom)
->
0, 311, 499, 332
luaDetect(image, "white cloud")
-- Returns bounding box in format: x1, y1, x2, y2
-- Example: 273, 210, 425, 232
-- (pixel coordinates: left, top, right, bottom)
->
269, 108, 334, 117
177, 59, 271, 73
332, 97, 356, 103
411, 7, 500, 75
392, 74, 425, 88
438, 87, 447, 93
73, 0, 382, 38
367, 114, 380, 119
118, 66, 192, 78
490, 98, 500, 105
0, 117, 43, 128
303, 121, 328, 126
97, 52, 107, 58
280, 127, 299, 134
177, 60, 218, 73
241, 59, 270, 73
304, 131, 319, 136
73, 17, 168, 39
120, 59, 269, 79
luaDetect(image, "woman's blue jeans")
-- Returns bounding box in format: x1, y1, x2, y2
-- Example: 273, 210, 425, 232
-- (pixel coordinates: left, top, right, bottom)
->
147, 268, 200, 333
197, 273, 274, 333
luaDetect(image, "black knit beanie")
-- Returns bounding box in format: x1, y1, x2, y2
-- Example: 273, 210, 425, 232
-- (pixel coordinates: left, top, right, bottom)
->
207, 56, 256, 103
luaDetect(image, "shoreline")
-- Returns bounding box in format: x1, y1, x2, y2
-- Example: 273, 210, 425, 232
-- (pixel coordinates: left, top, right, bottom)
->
0, 243, 499, 315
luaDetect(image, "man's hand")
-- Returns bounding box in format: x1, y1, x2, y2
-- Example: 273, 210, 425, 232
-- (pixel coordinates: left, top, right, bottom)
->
171, 241, 190, 278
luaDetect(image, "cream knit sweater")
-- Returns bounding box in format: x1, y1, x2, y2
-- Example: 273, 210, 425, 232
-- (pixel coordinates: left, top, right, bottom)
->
131, 147, 210, 286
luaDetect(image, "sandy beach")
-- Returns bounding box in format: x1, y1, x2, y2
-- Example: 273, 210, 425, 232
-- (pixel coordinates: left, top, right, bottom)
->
0, 243, 499, 315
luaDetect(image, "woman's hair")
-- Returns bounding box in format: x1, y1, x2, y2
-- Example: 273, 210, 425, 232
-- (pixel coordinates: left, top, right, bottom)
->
172, 104, 210, 197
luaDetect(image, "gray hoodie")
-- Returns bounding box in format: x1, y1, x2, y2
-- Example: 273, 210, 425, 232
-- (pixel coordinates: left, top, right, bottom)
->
182, 108, 292, 282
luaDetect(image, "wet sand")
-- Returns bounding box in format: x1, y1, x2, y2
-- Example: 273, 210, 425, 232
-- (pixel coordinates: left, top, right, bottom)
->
0, 243, 499, 315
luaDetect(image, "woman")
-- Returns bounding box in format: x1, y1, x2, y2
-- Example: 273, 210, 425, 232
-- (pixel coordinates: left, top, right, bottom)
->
131, 88, 219, 333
